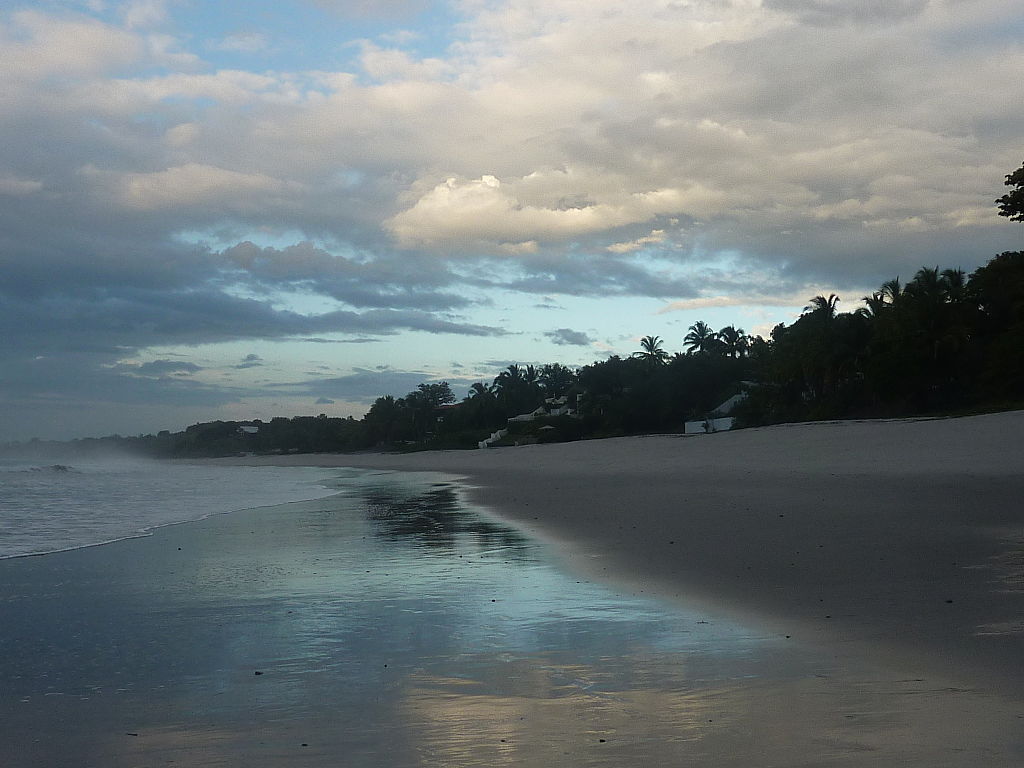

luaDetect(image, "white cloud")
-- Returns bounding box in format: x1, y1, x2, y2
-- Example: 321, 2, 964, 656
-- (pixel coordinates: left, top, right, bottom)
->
359, 43, 451, 81
211, 32, 270, 53
387, 174, 718, 249
1, 10, 142, 79
607, 230, 667, 254
110, 164, 304, 212
657, 291, 839, 314
122, 0, 168, 30
0, 176, 43, 196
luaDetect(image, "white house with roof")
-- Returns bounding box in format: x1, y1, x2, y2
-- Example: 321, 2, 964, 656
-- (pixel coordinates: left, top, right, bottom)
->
684, 390, 749, 434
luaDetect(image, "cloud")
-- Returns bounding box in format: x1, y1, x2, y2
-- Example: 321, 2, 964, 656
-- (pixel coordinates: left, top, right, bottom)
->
314, 396, 335, 404
221, 241, 472, 311
133, 359, 203, 376
386, 174, 704, 250
544, 328, 593, 346
210, 32, 270, 53
275, 367, 469, 404
0, 176, 43, 196
289, 337, 382, 344
234, 354, 264, 369
3, 0, 1024, 440
764, 0, 929, 26
111, 164, 302, 212
306, 0, 430, 20
606, 230, 666, 254
122, 0, 169, 30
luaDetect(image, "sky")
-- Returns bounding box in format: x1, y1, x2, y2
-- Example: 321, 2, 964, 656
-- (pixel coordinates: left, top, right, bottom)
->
2, 0, 1022, 441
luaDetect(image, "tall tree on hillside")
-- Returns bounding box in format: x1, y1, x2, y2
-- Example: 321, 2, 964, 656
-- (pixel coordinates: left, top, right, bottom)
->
634, 335, 670, 366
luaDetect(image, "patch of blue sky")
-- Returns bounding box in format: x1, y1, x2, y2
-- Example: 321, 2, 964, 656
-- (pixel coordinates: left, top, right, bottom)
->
164, 0, 465, 75
934, 13, 1024, 53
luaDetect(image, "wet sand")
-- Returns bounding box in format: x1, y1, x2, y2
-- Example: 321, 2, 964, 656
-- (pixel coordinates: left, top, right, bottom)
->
9, 469, 1001, 767
218, 412, 1024, 712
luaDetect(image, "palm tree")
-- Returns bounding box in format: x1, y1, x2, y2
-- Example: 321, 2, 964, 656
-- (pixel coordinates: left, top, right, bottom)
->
538, 363, 577, 396
493, 363, 541, 416
857, 291, 887, 319
804, 293, 840, 319
684, 321, 716, 354
494, 364, 524, 390
941, 268, 966, 303
880, 277, 903, 305
717, 325, 749, 358
633, 335, 670, 366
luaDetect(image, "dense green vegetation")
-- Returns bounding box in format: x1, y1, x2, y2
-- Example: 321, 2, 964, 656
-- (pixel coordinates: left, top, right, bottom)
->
6, 164, 1024, 459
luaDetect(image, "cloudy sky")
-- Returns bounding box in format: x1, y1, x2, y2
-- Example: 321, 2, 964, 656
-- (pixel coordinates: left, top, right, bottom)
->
2, 0, 1022, 441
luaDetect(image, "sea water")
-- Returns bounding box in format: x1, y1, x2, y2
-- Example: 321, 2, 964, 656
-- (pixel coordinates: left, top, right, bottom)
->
0, 457, 337, 559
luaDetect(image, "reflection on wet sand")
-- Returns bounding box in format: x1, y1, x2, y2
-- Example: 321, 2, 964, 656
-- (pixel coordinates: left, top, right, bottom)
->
364, 481, 533, 557
2, 470, 1022, 767
403, 660, 1022, 767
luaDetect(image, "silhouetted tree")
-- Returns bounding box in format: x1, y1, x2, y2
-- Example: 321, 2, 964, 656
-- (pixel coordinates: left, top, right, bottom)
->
538, 363, 577, 396
996, 160, 1024, 221
684, 321, 717, 354
633, 335, 670, 366
717, 326, 749, 358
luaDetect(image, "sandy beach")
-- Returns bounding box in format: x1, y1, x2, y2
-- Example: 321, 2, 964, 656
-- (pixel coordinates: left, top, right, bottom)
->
4, 412, 1023, 766
219, 411, 1024, 700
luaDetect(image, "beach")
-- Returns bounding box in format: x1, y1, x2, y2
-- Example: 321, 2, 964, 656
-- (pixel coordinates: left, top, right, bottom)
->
3, 412, 1023, 766
219, 412, 1024, 732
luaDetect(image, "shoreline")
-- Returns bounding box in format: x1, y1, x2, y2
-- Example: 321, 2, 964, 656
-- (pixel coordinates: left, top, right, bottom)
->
213, 411, 1024, 698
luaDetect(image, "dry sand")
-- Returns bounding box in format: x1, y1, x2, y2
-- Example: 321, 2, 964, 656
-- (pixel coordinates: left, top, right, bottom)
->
219, 411, 1024, 699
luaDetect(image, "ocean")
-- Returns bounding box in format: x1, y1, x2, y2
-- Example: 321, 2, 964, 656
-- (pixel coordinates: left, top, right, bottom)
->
0, 457, 338, 559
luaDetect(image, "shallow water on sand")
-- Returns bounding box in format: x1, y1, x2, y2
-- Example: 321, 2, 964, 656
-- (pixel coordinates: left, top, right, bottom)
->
0, 468, 1019, 767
